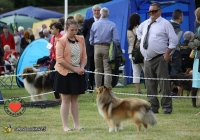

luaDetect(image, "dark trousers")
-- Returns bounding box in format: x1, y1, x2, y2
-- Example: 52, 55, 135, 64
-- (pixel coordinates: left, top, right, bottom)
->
144, 55, 172, 113
191, 88, 198, 107
170, 50, 182, 74
85, 55, 95, 90
49, 59, 60, 99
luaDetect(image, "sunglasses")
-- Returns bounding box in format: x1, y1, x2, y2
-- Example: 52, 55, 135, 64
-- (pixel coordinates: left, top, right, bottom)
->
148, 9, 160, 14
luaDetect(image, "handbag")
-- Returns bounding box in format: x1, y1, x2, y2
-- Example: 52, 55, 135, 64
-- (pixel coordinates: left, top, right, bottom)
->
131, 34, 144, 64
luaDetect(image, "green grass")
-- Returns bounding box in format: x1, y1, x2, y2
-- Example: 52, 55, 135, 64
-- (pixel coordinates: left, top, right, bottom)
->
0, 83, 200, 140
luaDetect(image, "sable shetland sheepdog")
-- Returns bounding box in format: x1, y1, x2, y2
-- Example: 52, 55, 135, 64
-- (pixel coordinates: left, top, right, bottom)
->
95, 86, 157, 132
21, 67, 52, 101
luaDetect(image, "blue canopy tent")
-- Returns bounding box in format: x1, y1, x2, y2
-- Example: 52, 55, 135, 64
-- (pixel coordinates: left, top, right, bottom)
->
0, 6, 64, 20
16, 39, 50, 88
0, 6, 64, 31
85, 0, 195, 83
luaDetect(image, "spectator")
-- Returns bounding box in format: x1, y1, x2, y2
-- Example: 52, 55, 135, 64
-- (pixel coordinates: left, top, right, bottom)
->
58, 18, 65, 35
3, 45, 15, 71
39, 24, 48, 38
49, 22, 63, 102
82, 4, 101, 91
3, 45, 13, 61
20, 30, 31, 54
27, 28, 35, 42
194, 20, 200, 31
18, 26, 24, 38
13, 29, 21, 54
136, 3, 178, 114
43, 29, 52, 42
90, 7, 120, 88
188, 7, 200, 108
66, 16, 74, 22
74, 13, 84, 35
62, 16, 75, 35
54, 20, 87, 132
0, 44, 5, 74
180, 31, 194, 73
127, 13, 144, 94
169, 9, 184, 74
1, 26, 15, 50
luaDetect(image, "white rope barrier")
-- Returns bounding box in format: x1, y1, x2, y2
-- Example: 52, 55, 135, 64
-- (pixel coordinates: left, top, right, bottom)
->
0, 69, 196, 81
114, 91, 200, 98
1, 89, 199, 102
0, 91, 54, 102
0, 68, 199, 102
85, 70, 195, 81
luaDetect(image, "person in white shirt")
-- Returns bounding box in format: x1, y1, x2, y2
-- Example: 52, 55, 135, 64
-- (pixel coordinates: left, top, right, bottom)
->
137, 3, 178, 114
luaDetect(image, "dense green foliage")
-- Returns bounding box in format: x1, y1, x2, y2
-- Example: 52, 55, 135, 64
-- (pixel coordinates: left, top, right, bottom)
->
1, 0, 199, 9
2, 0, 111, 8
0, 0, 13, 8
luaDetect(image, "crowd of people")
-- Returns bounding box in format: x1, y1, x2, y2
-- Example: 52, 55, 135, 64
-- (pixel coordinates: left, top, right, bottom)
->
1, 2, 200, 131
127, 3, 200, 115
0, 25, 35, 73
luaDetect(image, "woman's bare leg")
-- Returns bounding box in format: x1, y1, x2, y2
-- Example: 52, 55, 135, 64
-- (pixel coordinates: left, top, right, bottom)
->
70, 95, 82, 129
60, 94, 72, 131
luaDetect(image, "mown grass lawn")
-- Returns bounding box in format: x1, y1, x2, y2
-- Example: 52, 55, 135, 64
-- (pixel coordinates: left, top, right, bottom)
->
0, 83, 200, 140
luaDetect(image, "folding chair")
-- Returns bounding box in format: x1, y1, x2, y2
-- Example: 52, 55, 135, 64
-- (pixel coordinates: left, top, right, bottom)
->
0, 65, 14, 89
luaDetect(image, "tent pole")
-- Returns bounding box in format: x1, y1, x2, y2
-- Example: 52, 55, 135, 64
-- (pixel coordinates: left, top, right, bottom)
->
65, 0, 68, 22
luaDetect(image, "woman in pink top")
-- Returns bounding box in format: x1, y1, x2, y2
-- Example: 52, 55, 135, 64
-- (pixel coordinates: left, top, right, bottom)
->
49, 22, 63, 102
54, 20, 87, 132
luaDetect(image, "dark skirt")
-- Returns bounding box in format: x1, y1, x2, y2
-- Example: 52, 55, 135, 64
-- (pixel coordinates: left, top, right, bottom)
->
54, 72, 85, 95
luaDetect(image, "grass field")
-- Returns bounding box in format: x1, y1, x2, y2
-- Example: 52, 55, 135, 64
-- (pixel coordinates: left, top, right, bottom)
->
0, 83, 200, 140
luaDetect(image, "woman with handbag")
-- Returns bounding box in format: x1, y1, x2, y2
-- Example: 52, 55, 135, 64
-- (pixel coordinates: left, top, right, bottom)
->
188, 7, 200, 109
127, 13, 144, 94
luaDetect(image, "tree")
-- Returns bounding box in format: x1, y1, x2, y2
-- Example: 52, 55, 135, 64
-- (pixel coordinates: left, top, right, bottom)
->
9, 0, 64, 8
9, 0, 111, 8
68, 0, 110, 5
0, 0, 13, 8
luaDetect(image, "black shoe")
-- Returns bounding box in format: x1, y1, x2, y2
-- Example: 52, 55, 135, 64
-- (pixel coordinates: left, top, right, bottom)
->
88, 86, 93, 93
164, 111, 171, 114
193, 105, 198, 108
150, 107, 159, 114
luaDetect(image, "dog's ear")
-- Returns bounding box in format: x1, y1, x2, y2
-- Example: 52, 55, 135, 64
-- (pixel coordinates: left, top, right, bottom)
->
103, 85, 112, 91
95, 86, 105, 94
27, 68, 32, 73
26, 67, 35, 73
108, 86, 112, 91
95, 88, 100, 94
103, 85, 107, 89
27, 69, 31, 73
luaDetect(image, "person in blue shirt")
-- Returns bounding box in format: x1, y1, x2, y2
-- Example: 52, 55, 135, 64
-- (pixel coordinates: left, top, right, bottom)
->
89, 7, 119, 88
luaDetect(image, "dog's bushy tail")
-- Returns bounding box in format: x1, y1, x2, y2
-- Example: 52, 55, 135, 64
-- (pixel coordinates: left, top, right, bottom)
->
143, 107, 157, 126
